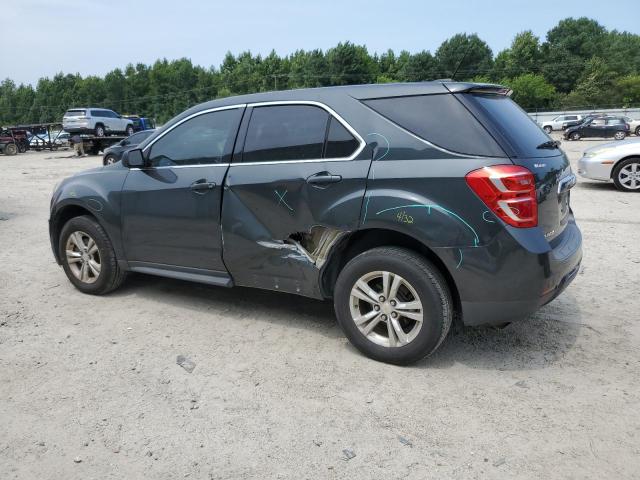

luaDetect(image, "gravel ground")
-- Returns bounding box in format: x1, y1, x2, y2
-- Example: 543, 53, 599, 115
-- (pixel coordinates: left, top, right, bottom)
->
1, 135, 639, 479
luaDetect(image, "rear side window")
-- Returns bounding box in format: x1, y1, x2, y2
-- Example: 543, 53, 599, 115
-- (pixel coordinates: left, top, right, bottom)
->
364, 94, 505, 157
65, 109, 85, 117
148, 108, 243, 167
325, 117, 359, 158
243, 105, 329, 162
459, 94, 558, 158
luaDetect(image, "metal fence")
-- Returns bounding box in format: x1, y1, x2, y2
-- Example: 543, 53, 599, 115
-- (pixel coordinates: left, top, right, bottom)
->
528, 107, 640, 124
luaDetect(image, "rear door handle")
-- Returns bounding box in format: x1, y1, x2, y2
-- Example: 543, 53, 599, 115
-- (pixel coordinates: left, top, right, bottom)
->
306, 172, 342, 185
190, 179, 216, 193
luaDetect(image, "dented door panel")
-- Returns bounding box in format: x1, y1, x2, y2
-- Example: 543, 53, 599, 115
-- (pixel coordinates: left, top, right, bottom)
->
221, 157, 371, 298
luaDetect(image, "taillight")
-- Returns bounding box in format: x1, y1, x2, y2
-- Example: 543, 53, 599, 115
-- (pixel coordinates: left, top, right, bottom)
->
465, 165, 537, 228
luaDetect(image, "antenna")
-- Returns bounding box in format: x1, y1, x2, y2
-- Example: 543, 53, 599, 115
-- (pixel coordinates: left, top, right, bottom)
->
451, 41, 474, 81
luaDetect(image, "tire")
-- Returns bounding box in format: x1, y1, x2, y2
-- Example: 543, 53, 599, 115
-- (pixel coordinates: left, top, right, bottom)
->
18, 143, 27, 153
635, 126, 640, 137
614, 131, 626, 141
95, 124, 105, 137
570, 132, 581, 141
58, 215, 126, 294
333, 247, 452, 365
125, 125, 134, 136
612, 158, 640, 192
543, 126, 552, 134
103, 154, 117, 165
4, 143, 18, 155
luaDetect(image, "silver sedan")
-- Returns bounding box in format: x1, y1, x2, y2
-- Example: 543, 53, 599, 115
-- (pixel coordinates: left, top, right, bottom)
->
578, 139, 640, 192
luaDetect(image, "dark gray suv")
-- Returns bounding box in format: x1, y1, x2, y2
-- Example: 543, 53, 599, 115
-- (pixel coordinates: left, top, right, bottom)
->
49, 82, 582, 365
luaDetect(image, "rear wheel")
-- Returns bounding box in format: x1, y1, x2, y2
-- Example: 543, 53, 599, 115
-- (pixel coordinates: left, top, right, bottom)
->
570, 132, 581, 141
4, 143, 18, 155
334, 247, 452, 365
614, 131, 626, 141
635, 126, 640, 137
612, 158, 640, 192
543, 126, 552, 134
59, 215, 126, 294
95, 124, 105, 137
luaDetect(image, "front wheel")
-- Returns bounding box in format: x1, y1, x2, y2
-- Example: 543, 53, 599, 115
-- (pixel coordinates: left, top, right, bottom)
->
59, 215, 126, 294
543, 126, 552, 134
4, 143, 18, 155
334, 247, 452, 365
635, 126, 640, 137
614, 131, 626, 141
103, 154, 117, 165
570, 132, 581, 141
95, 124, 105, 137
612, 158, 640, 192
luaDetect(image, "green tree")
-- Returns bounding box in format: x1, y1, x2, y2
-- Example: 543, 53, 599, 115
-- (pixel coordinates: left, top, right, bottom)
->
435, 33, 493, 79
493, 31, 542, 79
325, 42, 376, 85
502, 74, 556, 110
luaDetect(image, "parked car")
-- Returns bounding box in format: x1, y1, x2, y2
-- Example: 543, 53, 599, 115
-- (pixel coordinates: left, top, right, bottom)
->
63, 108, 135, 137
563, 114, 598, 130
102, 129, 156, 165
621, 116, 640, 137
540, 114, 583, 133
578, 139, 640, 192
564, 116, 630, 141
0, 129, 19, 155
29, 131, 70, 149
4, 128, 29, 153
49, 81, 582, 365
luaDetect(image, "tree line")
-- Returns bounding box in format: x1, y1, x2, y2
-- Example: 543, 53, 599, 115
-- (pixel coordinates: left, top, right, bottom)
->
1, 17, 639, 125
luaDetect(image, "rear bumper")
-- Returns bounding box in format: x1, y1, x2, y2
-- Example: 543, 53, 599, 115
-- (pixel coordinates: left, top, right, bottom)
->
444, 216, 582, 326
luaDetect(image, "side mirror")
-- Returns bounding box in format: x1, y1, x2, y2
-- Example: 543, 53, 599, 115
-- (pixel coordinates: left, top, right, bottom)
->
123, 148, 145, 168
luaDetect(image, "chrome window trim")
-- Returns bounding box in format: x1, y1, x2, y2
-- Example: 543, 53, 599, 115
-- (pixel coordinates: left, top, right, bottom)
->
142, 103, 247, 154
234, 100, 365, 166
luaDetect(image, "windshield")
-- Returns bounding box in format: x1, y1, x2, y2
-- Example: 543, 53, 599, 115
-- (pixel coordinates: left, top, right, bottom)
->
460, 93, 559, 158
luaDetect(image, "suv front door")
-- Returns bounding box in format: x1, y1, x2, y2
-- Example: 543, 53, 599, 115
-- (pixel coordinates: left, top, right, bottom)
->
221, 102, 368, 298
121, 106, 244, 279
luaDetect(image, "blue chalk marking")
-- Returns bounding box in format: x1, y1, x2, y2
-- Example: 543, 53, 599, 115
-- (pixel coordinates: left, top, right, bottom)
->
274, 189, 293, 211
366, 132, 390, 161
375, 204, 480, 247
456, 249, 463, 269
482, 211, 496, 223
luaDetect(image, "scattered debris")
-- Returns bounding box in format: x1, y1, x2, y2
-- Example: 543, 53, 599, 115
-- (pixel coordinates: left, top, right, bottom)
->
493, 457, 506, 467
514, 380, 529, 389
73, 456, 82, 463
342, 448, 356, 460
177, 355, 196, 373
398, 436, 413, 447
313, 440, 323, 447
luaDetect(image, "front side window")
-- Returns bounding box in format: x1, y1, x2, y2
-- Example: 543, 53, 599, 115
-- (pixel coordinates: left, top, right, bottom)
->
243, 105, 329, 162
148, 109, 243, 167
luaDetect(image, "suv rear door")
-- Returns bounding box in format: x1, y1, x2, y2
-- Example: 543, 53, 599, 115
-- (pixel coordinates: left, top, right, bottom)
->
121, 106, 244, 277
456, 91, 574, 242
221, 102, 367, 298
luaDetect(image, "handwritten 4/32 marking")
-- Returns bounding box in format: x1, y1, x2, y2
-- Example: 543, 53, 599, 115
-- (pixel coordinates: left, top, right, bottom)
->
396, 210, 414, 224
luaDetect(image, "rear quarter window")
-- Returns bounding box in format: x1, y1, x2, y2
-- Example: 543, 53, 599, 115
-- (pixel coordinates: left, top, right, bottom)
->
363, 94, 506, 157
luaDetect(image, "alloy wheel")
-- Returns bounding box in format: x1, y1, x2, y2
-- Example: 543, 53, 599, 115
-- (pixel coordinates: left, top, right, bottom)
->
349, 271, 423, 347
618, 163, 640, 190
65, 231, 101, 283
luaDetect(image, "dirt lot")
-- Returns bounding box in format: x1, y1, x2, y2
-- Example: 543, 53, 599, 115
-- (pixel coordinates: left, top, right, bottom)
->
1, 136, 639, 479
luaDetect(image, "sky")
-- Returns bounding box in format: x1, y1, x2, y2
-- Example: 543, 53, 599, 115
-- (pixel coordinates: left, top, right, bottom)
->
2, 0, 638, 85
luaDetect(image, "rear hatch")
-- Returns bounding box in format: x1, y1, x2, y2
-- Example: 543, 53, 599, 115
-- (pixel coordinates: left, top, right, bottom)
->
456, 90, 573, 242
63, 109, 87, 125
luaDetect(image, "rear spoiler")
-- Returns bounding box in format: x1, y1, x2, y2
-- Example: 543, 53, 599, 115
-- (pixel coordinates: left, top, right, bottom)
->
443, 82, 512, 96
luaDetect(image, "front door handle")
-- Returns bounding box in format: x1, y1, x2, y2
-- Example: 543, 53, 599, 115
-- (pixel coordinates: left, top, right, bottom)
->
190, 179, 216, 193
306, 172, 342, 185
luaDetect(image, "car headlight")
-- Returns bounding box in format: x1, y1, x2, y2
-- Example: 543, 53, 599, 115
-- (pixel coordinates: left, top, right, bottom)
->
583, 151, 597, 158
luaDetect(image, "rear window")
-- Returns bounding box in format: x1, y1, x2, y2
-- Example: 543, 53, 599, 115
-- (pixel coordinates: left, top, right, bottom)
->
363, 94, 505, 157
65, 109, 85, 117
325, 117, 359, 158
459, 93, 558, 158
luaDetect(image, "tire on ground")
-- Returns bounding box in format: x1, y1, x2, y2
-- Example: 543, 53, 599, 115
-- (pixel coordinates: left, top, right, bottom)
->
58, 215, 126, 295
333, 246, 453, 365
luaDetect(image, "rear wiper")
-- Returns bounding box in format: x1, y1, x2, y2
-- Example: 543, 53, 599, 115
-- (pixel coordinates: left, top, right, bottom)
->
537, 140, 561, 149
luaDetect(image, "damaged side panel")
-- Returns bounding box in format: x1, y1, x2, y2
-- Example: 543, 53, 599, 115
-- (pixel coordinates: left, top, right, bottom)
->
221, 158, 371, 298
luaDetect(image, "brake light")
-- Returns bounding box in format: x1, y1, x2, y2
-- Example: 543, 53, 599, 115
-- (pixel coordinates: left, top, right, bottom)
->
465, 165, 537, 228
